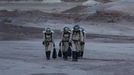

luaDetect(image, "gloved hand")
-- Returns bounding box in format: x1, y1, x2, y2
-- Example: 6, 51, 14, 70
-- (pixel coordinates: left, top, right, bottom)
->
69, 42, 72, 46
53, 42, 55, 47
42, 41, 45, 45
81, 42, 85, 45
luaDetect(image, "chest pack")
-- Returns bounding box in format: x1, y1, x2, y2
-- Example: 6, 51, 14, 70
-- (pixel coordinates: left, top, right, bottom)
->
45, 32, 52, 42
72, 30, 81, 41
62, 32, 70, 42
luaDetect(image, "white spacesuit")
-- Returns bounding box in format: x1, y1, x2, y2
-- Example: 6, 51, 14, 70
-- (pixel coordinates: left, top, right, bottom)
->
60, 27, 71, 60
71, 25, 84, 61
42, 28, 54, 60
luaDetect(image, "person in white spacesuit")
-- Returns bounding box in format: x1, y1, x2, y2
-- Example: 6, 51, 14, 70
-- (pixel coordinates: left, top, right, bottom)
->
42, 28, 54, 60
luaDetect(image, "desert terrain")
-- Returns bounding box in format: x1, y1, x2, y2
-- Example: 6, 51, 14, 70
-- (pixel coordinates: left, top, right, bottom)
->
0, 0, 134, 75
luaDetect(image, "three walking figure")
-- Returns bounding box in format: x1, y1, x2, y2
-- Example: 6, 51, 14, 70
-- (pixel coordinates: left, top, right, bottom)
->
42, 25, 86, 61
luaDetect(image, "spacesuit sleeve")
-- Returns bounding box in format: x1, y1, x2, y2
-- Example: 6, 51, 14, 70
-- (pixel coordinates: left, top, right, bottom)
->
83, 31, 86, 42
42, 31, 45, 33
70, 29, 73, 42
80, 29, 86, 42
80, 29, 84, 42
61, 31, 64, 41
68, 30, 72, 42
51, 30, 55, 47
42, 31, 46, 40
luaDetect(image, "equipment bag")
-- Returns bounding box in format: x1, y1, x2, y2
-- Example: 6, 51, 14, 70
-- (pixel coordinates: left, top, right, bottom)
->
58, 49, 62, 57
52, 47, 57, 59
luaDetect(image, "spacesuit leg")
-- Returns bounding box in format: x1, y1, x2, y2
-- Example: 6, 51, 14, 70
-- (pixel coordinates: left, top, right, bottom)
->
62, 42, 69, 60
45, 42, 53, 60
76, 41, 81, 58
72, 41, 79, 61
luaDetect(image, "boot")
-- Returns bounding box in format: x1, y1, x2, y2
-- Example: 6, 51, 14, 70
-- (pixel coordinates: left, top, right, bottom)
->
68, 46, 72, 57
77, 51, 81, 58
80, 51, 84, 58
63, 51, 68, 60
46, 51, 51, 60
72, 51, 78, 61
58, 49, 62, 57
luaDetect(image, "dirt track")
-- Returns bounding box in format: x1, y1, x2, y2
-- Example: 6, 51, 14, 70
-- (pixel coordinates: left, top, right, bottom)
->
0, 40, 134, 75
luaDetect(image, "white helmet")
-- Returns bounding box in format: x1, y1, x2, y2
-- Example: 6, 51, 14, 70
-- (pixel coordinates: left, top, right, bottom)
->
63, 27, 70, 32
73, 25, 80, 31
46, 27, 51, 33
